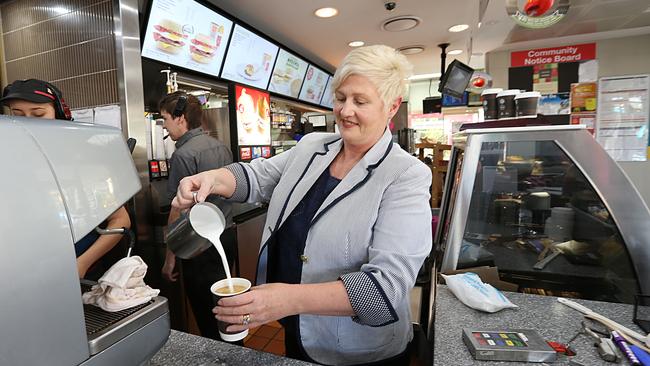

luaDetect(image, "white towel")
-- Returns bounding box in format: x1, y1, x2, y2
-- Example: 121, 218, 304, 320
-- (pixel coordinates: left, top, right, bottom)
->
82, 256, 160, 312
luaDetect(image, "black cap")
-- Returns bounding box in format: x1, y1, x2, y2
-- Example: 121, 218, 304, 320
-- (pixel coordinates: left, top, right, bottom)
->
1, 79, 61, 105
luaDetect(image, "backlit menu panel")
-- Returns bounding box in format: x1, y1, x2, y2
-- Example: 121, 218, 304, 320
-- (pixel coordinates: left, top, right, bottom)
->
221, 25, 278, 89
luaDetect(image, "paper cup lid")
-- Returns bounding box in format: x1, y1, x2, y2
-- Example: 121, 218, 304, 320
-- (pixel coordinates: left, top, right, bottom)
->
481, 88, 503, 96
496, 89, 520, 98
515, 91, 541, 99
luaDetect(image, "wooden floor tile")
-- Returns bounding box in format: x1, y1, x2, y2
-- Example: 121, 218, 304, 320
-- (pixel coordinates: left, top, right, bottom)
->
243, 336, 270, 350
263, 339, 285, 356
255, 325, 280, 339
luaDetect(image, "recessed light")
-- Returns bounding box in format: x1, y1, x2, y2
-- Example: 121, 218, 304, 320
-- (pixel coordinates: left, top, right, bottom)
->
314, 7, 338, 18
477, 22, 482, 28
408, 73, 442, 81
348, 41, 365, 47
448, 49, 463, 55
448, 24, 469, 32
397, 45, 425, 55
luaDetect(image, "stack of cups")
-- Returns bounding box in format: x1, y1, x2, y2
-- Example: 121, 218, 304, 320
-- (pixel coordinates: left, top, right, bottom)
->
515, 91, 541, 118
481, 88, 503, 120
496, 90, 521, 119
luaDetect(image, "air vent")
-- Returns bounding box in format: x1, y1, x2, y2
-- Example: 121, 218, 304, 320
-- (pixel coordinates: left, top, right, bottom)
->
397, 45, 425, 55
382, 16, 421, 32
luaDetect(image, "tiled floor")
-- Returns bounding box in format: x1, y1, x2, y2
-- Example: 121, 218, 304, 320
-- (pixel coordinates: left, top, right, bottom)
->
243, 321, 286, 356
243, 321, 425, 365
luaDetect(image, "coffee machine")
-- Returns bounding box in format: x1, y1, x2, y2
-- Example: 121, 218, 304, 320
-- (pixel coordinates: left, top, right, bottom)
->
0, 117, 169, 365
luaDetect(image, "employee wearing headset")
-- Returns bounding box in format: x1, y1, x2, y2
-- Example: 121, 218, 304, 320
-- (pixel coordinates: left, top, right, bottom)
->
1, 79, 131, 278
159, 91, 235, 341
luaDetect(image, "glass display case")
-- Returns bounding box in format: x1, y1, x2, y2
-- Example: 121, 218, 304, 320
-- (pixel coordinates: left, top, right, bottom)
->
436, 124, 650, 304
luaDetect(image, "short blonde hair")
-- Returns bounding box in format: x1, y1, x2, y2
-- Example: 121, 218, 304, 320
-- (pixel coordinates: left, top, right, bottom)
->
331, 45, 413, 111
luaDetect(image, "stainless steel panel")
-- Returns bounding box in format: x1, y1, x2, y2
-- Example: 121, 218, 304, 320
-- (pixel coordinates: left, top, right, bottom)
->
112, 0, 152, 244
0, 119, 89, 366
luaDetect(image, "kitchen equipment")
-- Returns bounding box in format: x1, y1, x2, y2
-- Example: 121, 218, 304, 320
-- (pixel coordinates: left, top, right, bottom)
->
0, 116, 169, 366
166, 201, 227, 260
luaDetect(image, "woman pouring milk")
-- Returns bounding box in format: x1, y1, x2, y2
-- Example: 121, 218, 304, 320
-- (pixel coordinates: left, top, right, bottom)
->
173, 45, 432, 365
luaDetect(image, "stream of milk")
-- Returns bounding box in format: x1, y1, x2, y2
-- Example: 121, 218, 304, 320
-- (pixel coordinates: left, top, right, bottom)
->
190, 203, 234, 291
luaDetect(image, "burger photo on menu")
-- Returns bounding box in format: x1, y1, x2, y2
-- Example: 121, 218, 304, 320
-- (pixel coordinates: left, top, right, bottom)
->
190, 33, 216, 63
153, 19, 186, 54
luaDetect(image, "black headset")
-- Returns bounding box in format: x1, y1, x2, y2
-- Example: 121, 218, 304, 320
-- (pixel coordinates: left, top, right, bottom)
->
47, 82, 73, 121
172, 95, 187, 118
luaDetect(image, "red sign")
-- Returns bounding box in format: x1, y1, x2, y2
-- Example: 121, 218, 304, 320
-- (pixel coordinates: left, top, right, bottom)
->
511, 43, 596, 67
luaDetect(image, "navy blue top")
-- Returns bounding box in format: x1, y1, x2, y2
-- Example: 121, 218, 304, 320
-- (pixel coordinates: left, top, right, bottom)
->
75, 231, 99, 257
269, 167, 341, 285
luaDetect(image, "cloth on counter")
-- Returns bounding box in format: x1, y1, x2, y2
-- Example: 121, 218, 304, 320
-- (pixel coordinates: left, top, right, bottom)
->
82, 255, 160, 312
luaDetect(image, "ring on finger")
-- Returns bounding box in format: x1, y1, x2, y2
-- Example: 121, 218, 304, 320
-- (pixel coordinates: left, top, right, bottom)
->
242, 314, 251, 326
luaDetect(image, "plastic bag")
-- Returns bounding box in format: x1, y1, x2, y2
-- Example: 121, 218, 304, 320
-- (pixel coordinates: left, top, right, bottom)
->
441, 272, 518, 313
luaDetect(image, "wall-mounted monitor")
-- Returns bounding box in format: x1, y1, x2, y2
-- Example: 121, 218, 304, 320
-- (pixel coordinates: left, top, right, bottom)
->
320, 76, 334, 109
308, 115, 327, 127
233, 84, 271, 146
268, 49, 308, 98
438, 59, 474, 99
221, 25, 279, 89
141, 0, 233, 78
299, 65, 329, 105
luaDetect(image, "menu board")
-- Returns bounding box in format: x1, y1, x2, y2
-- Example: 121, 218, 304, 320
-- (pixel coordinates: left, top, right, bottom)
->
234, 84, 271, 146
268, 49, 308, 98
320, 76, 334, 108
299, 65, 328, 104
221, 25, 278, 89
141, 0, 232, 78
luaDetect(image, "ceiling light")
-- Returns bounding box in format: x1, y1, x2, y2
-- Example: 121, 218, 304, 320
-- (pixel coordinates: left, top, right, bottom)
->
477, 22, 482, 28
448, 49, 463, 55
348, 41, 365, 47
448, 24, 469, 32
314, 7, 338, 18
408, 73, 442, 81
397, 45, 425, 55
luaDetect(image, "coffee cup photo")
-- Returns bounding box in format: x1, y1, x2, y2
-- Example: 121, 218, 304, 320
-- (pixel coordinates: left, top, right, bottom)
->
210, 277, 252, 342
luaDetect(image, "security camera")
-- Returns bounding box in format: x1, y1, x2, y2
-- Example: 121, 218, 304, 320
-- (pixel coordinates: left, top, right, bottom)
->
384, 1, 396, 11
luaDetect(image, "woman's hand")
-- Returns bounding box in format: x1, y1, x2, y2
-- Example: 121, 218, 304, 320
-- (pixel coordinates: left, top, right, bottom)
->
213, 283, 297, 332
172, 169, 236, 210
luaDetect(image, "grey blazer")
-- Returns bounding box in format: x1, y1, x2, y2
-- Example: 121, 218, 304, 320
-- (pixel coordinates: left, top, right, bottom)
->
226, 128, 432, 365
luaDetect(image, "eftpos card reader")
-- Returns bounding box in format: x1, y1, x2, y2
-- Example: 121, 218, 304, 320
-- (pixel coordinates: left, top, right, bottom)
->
462, 328, 557, 363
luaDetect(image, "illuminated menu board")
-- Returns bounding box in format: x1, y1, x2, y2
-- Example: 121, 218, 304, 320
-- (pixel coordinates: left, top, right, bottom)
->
298, 65, 328, 104
141, 0, 233, 78
234, 84, 271, 146
268, 49, 308, 98
221, 25, 279, 89
320, 75, 334, 109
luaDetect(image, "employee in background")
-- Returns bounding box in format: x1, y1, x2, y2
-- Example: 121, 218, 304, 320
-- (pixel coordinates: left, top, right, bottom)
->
173, 45, 432, 365
0, 79, 131, 278
159, 91, 235, 341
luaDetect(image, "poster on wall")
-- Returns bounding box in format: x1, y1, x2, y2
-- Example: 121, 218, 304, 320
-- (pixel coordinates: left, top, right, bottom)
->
569, 82, 598, 135
538, 93, 570, 115
268, 49, 308, 98
596, 75, 649, 161
141, 0, 233, 78
221, 25, 279, 89
299, 65, 328, 104
533, 63, 558, 94
234, 84, 271, 146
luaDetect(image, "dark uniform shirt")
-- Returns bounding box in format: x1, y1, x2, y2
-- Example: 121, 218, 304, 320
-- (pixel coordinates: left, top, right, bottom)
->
167, 127, 233, 223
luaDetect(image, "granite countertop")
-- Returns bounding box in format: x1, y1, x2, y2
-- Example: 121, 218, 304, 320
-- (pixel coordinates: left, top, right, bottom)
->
433, 285, 643, 365
148, 330, 316, 366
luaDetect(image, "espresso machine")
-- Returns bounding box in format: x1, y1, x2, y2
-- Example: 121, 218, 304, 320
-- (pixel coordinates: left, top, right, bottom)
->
0, 116, 169, 365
